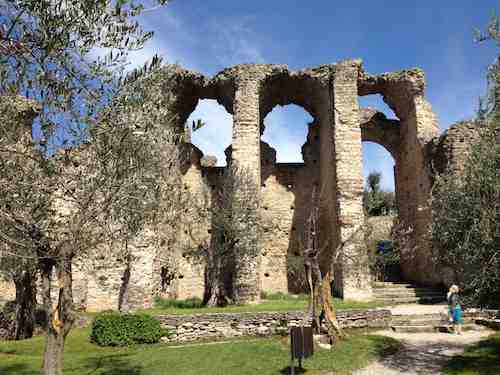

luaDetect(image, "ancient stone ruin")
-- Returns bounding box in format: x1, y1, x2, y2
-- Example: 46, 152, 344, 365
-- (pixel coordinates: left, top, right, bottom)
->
0, 59, 481, 311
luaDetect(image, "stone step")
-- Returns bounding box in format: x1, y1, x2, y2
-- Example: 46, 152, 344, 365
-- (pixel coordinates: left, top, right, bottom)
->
391, 317, 475, 326
375, 296, 446, 304
373, 282, 417, 288
392, 313, 444, 321
373, 288, 446, 295
391, 323, 488, 334
374, 290, 445, 298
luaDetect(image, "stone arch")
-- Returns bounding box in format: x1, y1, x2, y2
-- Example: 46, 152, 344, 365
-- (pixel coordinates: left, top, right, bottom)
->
188, 99, 233, 166
358, 68, 440, 285
259, 66, 329, 131
359, 107, 400, 213
360, 108, 400, 159
164, 64, 237, 130
258, 104, 315, 295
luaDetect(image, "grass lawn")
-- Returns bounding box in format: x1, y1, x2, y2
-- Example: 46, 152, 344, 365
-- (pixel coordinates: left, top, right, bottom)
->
135, 296, 386, 316
0, 328, 401, 375
442, 332, 500, 375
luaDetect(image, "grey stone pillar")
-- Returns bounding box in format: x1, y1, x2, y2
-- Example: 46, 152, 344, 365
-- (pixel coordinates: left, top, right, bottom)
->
332, 60, 372, 301
231, 68, 262, 304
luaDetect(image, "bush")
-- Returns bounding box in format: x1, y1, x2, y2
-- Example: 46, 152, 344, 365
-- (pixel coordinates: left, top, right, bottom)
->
90, 312, 167, 347
154, 296, 203, 309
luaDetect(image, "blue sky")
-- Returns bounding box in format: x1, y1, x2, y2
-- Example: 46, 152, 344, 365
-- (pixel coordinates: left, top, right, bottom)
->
131, 1, 498, 191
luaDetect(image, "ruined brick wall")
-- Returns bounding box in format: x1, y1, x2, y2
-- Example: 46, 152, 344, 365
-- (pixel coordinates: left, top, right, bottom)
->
260, 141, 293, 293
429, 121, 482, 176
359, 68, 440, 287
0, 280, 15, 304
1, 62, 453, 310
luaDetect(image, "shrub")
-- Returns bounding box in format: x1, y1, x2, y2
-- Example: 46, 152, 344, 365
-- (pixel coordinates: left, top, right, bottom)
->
154, 296, 203, 309
90, 312, 167, 347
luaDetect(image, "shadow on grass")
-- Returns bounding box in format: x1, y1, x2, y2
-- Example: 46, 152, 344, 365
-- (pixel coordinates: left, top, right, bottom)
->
441, 334, 500, 375
279, 365, 307, 374
366, 335, 403, 357
0, 363, 32, 375
84, 353, 143, 375
277, 335, 403, 375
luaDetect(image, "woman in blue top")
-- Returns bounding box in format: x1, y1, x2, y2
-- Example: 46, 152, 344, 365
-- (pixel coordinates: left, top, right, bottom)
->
447, 285, 463, 334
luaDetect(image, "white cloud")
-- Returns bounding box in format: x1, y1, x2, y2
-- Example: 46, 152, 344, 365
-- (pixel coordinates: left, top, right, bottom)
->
208, 17, 266, 66
429, 36, 487, 132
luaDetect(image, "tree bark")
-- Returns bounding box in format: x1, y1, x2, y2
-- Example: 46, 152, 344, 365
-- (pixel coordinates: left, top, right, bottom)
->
39, 256, 75, 375
204, 249, 227, 307
13, 270, 36, 340
41, 330, 65, 375
304, 186, 345, 344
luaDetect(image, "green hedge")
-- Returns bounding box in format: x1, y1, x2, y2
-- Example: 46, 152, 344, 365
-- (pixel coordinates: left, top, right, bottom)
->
90, 312, 167, 347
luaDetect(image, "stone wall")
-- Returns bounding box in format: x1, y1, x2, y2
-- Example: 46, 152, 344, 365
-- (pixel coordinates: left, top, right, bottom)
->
0, 280, 15, 305
157, 309, 392, 343
429, 121, 482, 176
359, 67, 440, 287
1, 61, 457, 311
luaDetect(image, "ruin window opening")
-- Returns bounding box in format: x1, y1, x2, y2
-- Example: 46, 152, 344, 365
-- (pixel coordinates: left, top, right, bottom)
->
261, 104, 313, 163
187, 99, 233, 167
362, 141, 396, 218
362, 142, 395, 192
358, 94, 398, 121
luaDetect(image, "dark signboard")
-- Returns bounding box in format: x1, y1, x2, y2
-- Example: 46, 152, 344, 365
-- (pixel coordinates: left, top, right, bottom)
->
290, 326, 314, 359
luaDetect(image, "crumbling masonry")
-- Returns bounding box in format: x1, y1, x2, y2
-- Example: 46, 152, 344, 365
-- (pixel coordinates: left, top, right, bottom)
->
1, 60, 480, 311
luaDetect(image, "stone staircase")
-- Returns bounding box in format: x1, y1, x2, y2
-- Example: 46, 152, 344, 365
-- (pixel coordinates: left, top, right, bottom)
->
391, 312, 489, 333
373, 281, 446, 305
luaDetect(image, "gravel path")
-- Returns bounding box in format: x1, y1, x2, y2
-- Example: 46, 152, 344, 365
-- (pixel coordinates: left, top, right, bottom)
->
353, 329, 493, 375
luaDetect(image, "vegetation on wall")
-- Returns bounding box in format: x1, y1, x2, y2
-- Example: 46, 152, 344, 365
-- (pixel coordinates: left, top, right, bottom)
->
185, 166, 264, 307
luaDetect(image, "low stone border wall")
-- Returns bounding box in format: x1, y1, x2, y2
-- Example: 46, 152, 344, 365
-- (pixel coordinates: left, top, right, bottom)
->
476, 319, 500, 330
157, 309, 392, 343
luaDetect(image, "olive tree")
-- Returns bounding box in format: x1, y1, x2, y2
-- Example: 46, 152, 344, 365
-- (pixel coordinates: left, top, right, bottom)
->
432, 16, 500, 308
0, 1, 188, 374
183, 165, 263, 307
0, 96, 41, 340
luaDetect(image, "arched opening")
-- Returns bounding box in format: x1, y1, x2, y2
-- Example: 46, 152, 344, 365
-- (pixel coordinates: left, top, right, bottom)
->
261, 104, 313, 163
362, 141, 399, 282
258, 104, 316, 295
359, 94, 401, 283
187, 99, 233, 166
359, 94, 400, 211
358, 93, 397, 120
362, 142, 395, 193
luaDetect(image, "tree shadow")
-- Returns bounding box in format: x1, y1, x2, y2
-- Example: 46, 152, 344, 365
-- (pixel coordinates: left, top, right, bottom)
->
382, 341, 478, 374
441, 335, 500, 375
83, 353, 143, 375
279, 365, 307, 374
0, 363, 32, 375
365, 335, 404, 357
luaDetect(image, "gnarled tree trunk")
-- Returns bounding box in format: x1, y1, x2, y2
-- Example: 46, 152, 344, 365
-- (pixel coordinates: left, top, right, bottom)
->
304, 187, 345, 344
13, 270, 36, 340
204, 254, 225, 307
39, 255, 75, 375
